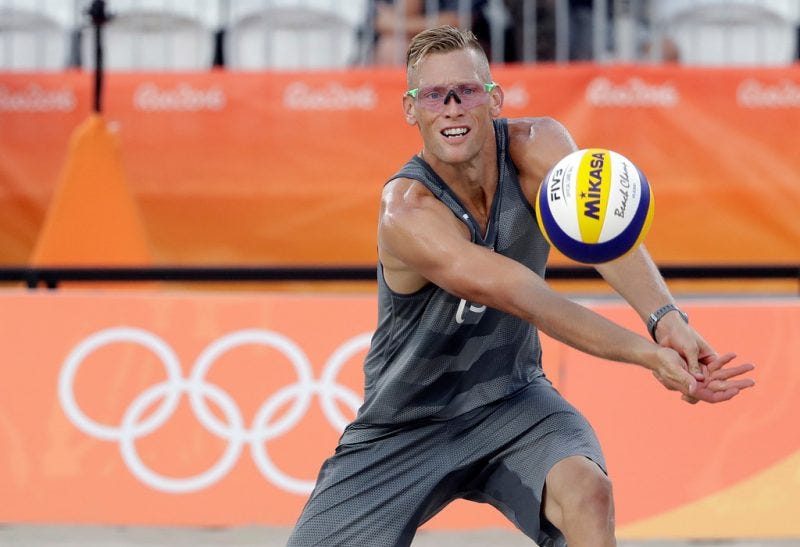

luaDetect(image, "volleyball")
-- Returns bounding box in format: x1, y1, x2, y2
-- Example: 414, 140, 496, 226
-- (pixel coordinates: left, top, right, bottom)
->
535, 148, 654, 264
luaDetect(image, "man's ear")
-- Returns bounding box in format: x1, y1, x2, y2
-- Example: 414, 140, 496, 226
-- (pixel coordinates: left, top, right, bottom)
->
403, 96, 417, 126
489, 85, 504, 118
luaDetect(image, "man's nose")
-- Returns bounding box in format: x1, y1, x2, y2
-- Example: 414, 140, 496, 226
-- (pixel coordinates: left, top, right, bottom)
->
443, 89, 462, 105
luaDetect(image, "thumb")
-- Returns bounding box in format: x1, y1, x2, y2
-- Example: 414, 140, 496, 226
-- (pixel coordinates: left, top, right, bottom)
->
686, 348, 704, 381
682, 393, 699, 404
686, 376, 698, 397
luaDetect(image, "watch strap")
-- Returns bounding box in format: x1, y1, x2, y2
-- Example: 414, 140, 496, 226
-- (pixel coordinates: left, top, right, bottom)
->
647, 303, 688, 342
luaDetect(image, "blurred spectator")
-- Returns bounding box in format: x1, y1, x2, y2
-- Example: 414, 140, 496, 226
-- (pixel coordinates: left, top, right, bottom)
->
369, 0, 673, 66
640, 34, 681, 63
370, 0, 489, 65
568, 0, 604, 60
630, 0, 681, 63
646, 0, 799, 66
504, 0, 678, 64
373, 0, 459, 65
503, 0, 555, 62
503, 0, 612, 62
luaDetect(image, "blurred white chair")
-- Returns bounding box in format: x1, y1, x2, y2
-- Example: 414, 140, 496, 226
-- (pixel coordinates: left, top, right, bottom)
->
79, 0, 217, 70
651, 0, 799, 65
0, 2, 71, 70
225, 0, 369, 70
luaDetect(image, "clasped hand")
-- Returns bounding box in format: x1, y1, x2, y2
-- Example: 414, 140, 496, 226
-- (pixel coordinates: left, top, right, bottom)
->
649, 318, 755, 404
653, 348, 755, 404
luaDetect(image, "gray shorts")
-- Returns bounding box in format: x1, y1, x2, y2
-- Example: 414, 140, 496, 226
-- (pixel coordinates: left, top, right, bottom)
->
287, 380, 605, 547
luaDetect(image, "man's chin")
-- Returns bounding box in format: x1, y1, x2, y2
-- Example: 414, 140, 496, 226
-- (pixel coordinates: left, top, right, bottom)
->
427, 145, 476, 166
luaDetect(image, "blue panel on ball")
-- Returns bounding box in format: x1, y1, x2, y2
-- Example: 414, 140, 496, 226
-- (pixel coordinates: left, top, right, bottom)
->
536, 184, 561, 241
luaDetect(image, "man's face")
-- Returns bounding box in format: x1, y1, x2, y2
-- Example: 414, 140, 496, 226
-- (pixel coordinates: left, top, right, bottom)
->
403, 49, 502, 166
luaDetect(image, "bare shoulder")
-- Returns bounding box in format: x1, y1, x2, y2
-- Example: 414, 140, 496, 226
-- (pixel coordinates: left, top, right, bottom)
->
507, 117, 577, 172
381, 177, 440, 227
507, 116, 570, 141
380, 177, 466, 243
506, 117, 578, 200
379, 177, 470, 293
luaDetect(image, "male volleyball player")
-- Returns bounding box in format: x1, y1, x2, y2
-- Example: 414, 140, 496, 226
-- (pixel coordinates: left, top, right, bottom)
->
288, 26, 754, 546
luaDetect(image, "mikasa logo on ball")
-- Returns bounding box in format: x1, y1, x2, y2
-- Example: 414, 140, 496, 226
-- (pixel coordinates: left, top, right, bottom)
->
579, 151, 606, 222
535, 148, 654, 264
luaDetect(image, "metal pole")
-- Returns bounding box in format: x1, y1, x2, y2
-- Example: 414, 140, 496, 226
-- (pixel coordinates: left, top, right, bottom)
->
87, 0, 111, 113
614, 0, 635, 62
458, 0, 471, 31
554, 0, 569, 63
394, 0, 407, 66
593, 0, 607, 61
522, 0, 537, 63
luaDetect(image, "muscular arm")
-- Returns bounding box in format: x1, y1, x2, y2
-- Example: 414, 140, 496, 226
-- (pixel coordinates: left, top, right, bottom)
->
509, 116, 713, 379
595, 237, 758, 402
505, 116, 753, 401
381, 115, 752, 403
379, 177, 697, 396
596, 248, 703, 361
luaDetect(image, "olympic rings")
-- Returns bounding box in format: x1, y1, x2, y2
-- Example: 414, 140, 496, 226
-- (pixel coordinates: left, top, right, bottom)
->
58, 326, 370, 495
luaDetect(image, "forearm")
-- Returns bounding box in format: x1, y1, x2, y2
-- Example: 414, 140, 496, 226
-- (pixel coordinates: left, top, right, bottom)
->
422, 244, 696, 393
469, 260, 661, 370
596, 245, 712, 377
519, 283, 659, 369
595, 245, 674, 323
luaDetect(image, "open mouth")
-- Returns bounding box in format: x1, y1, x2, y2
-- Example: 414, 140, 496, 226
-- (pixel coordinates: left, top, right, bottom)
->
441, 127, 469, 138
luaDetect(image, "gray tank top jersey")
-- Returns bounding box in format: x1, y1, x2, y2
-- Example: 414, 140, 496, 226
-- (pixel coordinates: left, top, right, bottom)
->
341, 118, 551, 444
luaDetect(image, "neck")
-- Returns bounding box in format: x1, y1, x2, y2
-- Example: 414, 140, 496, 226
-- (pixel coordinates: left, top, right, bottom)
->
428, 126, 496, 176
421, 141, 498, 222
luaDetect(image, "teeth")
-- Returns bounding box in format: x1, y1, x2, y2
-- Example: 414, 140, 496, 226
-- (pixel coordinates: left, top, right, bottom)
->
443, 127, 468, 137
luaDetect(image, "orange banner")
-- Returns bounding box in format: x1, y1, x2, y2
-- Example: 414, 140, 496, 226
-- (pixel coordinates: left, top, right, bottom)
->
0, 290, 797, 538
1, 65, 799, 267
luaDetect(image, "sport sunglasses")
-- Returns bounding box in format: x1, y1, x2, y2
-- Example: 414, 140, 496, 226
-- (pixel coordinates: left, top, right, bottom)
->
405, 82, 497, 111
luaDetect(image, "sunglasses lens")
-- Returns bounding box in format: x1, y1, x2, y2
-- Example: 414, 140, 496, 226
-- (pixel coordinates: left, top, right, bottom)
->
415, 83, 491, 111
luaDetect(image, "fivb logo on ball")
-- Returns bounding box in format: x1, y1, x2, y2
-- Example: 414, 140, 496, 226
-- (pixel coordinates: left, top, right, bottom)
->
536, 148, 654, 264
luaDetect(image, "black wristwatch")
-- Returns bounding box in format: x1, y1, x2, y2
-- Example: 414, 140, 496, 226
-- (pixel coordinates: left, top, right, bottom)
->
647, 303, 689, 342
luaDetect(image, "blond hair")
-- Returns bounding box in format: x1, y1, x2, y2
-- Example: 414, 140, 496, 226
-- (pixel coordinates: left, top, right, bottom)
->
406, 26, 490, 86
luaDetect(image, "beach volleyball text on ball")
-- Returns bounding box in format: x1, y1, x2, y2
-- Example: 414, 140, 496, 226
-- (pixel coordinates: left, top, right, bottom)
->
535, 148, 654, 264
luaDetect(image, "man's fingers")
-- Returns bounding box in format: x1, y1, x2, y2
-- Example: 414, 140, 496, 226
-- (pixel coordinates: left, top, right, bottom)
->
691, 378, 755, 404
702, 352, 737, 373
725, 378, 756, 390
699, 377, 754, 399
710, 363, 755, 381
709, 388, 740, 403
